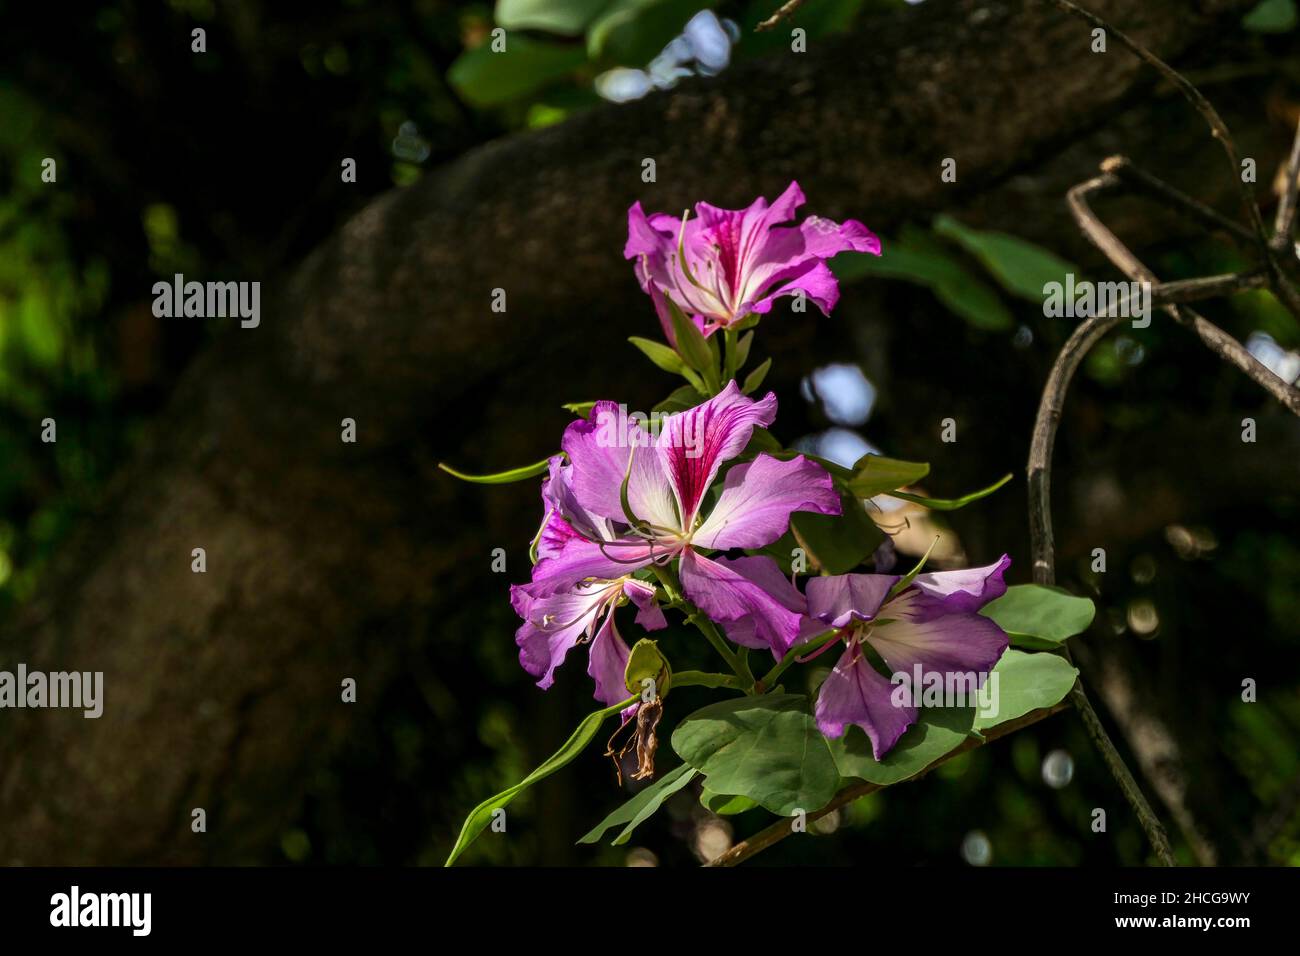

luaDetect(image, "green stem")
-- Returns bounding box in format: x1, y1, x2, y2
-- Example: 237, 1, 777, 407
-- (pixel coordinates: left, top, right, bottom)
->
651, 564, 753, 690
674, 670, 743, 690
759, 628, 839, 690
722, 328, 739, 383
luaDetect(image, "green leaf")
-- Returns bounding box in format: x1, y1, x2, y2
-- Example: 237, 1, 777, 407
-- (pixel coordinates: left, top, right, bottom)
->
1243, 0, 1297, 33
973, 650, 1077, 731
577, 763, 698, 845
743, 427, 783, 455
933, 215, 1079, 303
832, 227, 1013, 331
734, 330, 754, 371
563, 401, 598, 416
699, 788, 759, 816
886, 472, 1012, 510
742, 356, 772, 394
671, 694, 841, 816
446, 696, 636, 865
497, 0, 611, 35
654, 385, 706, 414
844, 454, 930, 498
981, 584, 1096, 646
438, 456, 554, 484
629, 335, 688, 374
791, 491, 885, 574
448, 36, 587, 108
828, 703, 975, 786
667, 299, 716, 386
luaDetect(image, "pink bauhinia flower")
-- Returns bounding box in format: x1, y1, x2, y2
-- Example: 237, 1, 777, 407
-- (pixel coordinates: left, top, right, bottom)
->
522, 382, 840, 674
624, 181, 880, 343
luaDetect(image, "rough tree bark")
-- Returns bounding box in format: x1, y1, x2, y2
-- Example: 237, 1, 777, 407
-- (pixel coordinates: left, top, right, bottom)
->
0, 0, 1255, 863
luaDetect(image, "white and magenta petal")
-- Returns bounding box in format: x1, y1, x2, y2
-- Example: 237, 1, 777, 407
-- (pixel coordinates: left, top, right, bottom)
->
657, 381, 777, 526
622, 577, 667, 631
512, 582, 607, 689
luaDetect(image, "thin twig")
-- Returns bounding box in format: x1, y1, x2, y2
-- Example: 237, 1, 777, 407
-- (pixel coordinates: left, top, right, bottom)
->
756, 0, 807, 32
705, 703, 1070, 866
1273, 118, 1300, 251
1047, 0, 1271, 258
1068, 173, 1300, 415
1102, 156, 1256, 245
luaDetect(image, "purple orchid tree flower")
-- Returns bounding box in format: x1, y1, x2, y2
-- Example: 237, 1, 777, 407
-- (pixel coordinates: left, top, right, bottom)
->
624, 181, 881, 344
511, 457, 667, 707
806, 556, 1013, 760
527, 382, 841, 660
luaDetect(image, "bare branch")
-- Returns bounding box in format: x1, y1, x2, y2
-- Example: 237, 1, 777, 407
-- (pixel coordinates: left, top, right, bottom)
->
756, 0, 808, 32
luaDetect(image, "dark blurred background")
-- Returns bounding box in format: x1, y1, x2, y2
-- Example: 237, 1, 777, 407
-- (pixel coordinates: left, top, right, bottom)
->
0, 0, 1298, 866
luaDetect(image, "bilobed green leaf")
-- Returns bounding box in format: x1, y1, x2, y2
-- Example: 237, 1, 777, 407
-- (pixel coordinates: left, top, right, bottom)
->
448, 36, 587, 108
974, 650, 1077, 731
828, 704, 975, 786
981, 584, 1095, 646
791, 491, 885, 575
497, 0, 611, 35
438, 456, 554, 484
671, 694, 841, 816
933, 214, 1079, 303
700, 788, 759, 816
845, 454, 930, 498
886, 472, 1012, 511
577, 763, 698, 846
446, 696, 636, 865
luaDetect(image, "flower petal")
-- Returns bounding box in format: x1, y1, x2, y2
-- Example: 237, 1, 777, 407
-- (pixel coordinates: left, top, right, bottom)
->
623, 577, 667, 631
512, 582, 606, 689
657, 381, 777, 526
866, 590, 1010, 692
908, 554, 1012, 616
587, 612, 633, 707
561, 401, 678, 529
531, 533, 659, 594
679, 549, 805, 657
815, 643, 917, 759
710, 555, 827, 650
806, 572, 900, 628
693, 453, 840, 550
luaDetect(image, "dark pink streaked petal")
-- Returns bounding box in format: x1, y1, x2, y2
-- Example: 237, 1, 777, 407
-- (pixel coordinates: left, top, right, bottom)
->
692, 453, 840, 550
678, 549, 807, 657
656, 381, 777, 526
815, 643, 917, 759
806, 573, 901, 629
